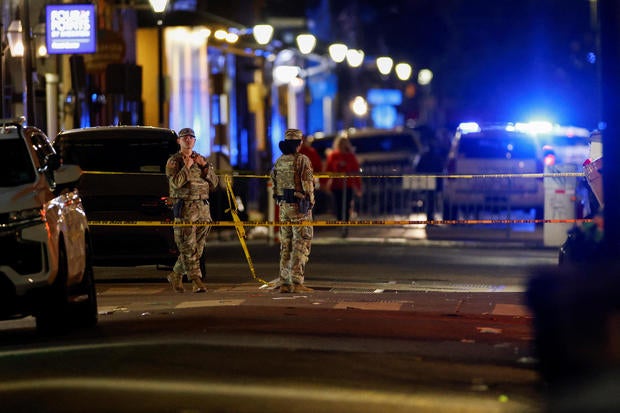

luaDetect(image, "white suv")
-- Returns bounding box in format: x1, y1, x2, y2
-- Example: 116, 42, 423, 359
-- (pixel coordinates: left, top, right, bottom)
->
442, 122, 590, 220
0, 119, 97, 332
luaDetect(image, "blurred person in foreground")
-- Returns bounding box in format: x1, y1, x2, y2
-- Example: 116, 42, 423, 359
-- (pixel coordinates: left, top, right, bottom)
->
270, 128, 315, 293
325, 135, 362, 237
165, 127, 219, 293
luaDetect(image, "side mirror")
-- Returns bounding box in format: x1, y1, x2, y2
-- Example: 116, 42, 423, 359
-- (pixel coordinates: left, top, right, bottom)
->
54, 164, 82, 186
47, 153, 62, 171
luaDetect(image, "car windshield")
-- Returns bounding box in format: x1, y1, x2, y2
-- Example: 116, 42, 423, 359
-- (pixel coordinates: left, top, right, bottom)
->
55, 130, 178, 173
542, 135, 589, 147
312, 133, 420, 158
351, 134, 420, 153
0, 137, 37, 187
459, 132, 538, 159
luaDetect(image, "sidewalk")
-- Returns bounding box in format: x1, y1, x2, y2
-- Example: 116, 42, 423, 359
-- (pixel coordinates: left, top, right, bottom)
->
232, 222, 550, 249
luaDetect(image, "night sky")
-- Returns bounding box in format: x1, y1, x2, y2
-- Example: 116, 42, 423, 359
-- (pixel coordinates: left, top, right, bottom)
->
328, 0, 597, 127
209, 0, 598, 128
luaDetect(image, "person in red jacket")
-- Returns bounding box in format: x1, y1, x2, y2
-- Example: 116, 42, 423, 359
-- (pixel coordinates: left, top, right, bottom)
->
299, 134, 327, 214
299, 135, 323, 174
325, 135, 362, 236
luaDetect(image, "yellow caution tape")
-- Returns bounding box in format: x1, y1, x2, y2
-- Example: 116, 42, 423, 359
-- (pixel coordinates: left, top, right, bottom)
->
83, 170, 584, 180
88, 218, 593, 227
223, 175, 268, 285
83, 168, 589, 285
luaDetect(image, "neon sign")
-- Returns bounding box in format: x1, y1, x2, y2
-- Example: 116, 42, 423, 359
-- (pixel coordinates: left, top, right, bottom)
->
46, 4, 96, 54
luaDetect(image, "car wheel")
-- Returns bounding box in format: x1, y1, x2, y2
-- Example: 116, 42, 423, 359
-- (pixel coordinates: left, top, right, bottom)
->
35, 243, 70, 334
69, 236, 98, 328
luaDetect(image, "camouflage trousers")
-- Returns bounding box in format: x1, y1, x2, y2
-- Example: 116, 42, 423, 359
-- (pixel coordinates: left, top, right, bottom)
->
278, 202, 313, 286
173, 199, 212, 281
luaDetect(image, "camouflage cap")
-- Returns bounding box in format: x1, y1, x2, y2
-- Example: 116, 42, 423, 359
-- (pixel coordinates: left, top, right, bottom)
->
284, 128, 303, 141
178, 128, 195, 138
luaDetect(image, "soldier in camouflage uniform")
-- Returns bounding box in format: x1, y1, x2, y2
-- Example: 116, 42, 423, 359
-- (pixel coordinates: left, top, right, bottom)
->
165, 127, 219, 293
271, 129, 315, 293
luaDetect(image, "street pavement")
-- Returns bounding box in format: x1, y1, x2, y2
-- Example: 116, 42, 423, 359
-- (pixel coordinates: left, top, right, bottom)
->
0, 228, 548, 413
95, 225, 545, 325
94, 228, 539, 367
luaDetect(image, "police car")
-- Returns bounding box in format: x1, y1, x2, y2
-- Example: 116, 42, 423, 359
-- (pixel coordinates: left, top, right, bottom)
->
442, 121, 590, 220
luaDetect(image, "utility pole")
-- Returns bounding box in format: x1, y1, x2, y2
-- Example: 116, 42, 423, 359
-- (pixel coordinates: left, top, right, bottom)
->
21, 0, 35, 124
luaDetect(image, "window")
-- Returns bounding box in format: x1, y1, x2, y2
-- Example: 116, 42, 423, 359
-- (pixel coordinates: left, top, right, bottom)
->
0, 138, 36, 187
55, 130, 178, 173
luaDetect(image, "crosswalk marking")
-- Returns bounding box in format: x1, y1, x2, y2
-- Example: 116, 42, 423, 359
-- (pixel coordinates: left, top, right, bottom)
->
333, 301, 403, 311
176, 299, 245, 309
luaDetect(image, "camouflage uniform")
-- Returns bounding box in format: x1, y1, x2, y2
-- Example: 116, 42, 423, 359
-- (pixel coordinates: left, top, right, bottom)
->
271, 148, 315, 290
166, 149, 218, 291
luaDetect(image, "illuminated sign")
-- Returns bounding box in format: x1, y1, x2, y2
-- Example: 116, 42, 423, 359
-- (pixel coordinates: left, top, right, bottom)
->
46, 4, 96, 54
367, 89, 402, 106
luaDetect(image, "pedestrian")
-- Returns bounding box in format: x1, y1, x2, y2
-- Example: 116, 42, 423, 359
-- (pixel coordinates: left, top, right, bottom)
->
165, 127, 219, 293
299, 134, 327, 214
325, 135, 362, 237
271, 128, 315, 293
299, 134, 323, 173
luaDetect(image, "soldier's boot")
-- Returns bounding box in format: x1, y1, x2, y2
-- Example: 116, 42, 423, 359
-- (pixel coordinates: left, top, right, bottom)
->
167, 272, 185, 293
293, 283, 314, 293
279, 284, 293, 293
191, 278, 207, 293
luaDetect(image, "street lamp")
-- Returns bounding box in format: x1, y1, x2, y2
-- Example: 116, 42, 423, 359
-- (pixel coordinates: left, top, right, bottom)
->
296, 34, 316, 55
395, 62, 412, 81
8, 0, 37, 125
253, 24, 274, 45
417, 68, 433, 85
376, 56, 393, 75
149, 0, 167, 13
149, 0, 168, 126
7, 20, 23, 57
345, 49, 364, 68
350, 95, 368, 117
328, 43, 347, 63
33, 23, 47, 59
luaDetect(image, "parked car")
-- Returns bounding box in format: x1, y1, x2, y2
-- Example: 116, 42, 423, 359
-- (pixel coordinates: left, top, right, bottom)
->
312, 127, 424, 170
311, 128, 426, 216
0, 118, 97, 332
442, 121, 590, 220
53, 126, 179, 266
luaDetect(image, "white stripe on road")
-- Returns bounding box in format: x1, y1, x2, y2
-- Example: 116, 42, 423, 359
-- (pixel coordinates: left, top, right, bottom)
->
333, 301, 403, 311
176, 299, 245, 309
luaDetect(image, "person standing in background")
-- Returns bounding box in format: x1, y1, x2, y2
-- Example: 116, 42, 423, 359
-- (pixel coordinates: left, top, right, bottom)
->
299, 134, 323, 173
165, 127, 219, 293
325, 135, 362, 237
299, 134, 325, 214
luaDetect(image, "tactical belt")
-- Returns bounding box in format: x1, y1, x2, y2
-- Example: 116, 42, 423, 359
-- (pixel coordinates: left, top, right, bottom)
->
276, 189, 298, 203
275, 196, 295, 204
